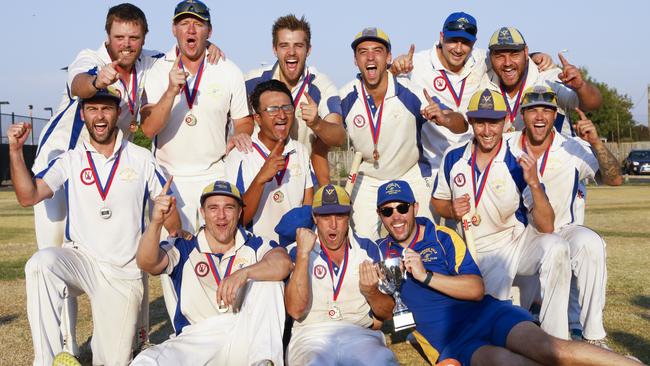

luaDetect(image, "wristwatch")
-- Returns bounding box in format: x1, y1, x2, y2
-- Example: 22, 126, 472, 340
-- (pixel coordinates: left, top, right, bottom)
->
91, 75, 101, 91
423, 270, 434, 286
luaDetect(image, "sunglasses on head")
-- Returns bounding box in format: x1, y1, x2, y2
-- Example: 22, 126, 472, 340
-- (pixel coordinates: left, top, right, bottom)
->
379, 203, 411, 217
444, 21, 478, 36
522, 91, 557, 105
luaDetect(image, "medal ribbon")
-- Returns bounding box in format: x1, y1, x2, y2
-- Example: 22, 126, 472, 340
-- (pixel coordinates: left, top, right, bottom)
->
385, 224, 421, 258
321, 241, 349, 302
204, 253, 236, 286
85, 147, 122, 201
439, 70, 466, 108
470, 139, 502, 208
117, 67, 138, 116
292, 71, 312, 109
521, 130, 554, 177
176, 48, 206, 110
499, 68, 528, 123
251, 142, 292, 185
359, 82, 385, 151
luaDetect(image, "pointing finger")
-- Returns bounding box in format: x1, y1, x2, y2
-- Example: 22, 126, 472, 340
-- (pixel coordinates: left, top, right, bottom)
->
408, 44, 415, 60
270, 139, 284, 157
558, 53, 570, 68
162, 175, 174, 195
423, 88, 435, 105
303, 91, 314, 104
574, 107, 587, 121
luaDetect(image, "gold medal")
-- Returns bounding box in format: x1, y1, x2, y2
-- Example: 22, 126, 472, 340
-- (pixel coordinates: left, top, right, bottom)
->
184, 113, 197, 126
471, 213, 481, 227
129, 120, 138, 133
273, 191, 284, 203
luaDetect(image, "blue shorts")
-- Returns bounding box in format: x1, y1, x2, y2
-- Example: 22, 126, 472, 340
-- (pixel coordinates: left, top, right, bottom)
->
439, 296, 533, 365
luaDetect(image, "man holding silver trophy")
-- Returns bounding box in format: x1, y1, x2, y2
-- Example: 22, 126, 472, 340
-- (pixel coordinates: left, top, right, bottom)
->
284, 184, 398, 365
375, 180, 641, 366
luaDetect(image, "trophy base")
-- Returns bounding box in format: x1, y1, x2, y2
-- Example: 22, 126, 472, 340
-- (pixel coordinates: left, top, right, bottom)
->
393, 311, 416, 331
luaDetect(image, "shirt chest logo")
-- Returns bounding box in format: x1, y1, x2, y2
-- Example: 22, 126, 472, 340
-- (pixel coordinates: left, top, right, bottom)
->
420, 247, 438, 263
491, 178, 506, 195
433, 76, 447, 91
80, 168, 95, 185
119, 167, 138, 181
313, 264, 327, 279
195, 261, 210, 277
453, 172, 466, 187
353, 114, 366, 128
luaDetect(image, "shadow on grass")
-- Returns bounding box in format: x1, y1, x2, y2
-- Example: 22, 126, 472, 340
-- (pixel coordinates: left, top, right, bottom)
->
149, 295, 174, 344
609, 331, 650, 364
0, 314, 18, 325
631, 295, 650, 309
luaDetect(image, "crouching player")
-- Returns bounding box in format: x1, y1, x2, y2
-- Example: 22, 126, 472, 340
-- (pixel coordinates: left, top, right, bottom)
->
284, 184, 398, 365
132, 181, 291, 365
376, 180, 641, 365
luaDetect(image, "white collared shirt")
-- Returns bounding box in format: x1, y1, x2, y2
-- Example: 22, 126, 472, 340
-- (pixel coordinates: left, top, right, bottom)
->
224, 135, 313, 241
161, 227, 275, 333
33, 43, 163, 174
36, 130, 168, 279
144, 46, 250, 177
433, 137, 533, 252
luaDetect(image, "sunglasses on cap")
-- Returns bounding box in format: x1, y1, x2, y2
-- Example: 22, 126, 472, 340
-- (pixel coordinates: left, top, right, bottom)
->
379, 203, 411, 218
522, 92, 557, 105
444, 21, 478, 36
174, 1, 210, 19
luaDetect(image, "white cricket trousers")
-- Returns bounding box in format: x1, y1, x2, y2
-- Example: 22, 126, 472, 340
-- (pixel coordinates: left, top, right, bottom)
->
287, 322, 398, 366
350, 164, 433, 240
560, 224, 607, 340
477, 226, 572, 339
25, 246, 143, 366
132, 281, 286, 366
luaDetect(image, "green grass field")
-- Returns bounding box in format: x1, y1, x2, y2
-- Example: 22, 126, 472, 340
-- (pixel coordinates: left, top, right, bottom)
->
1, 186, 649, 365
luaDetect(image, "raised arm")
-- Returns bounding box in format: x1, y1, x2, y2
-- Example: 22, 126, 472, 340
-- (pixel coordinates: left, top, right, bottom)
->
139, 57, 187, 138
136, 178, 176, 275
574, 108, 623, 186
558, 54, 602, 112
241, 140, 286, 225
518, 151, 555, 233
285, 228, 317, 320
300, 92, 346, 147
8, 123, 53, 206
71, 60, 121, 99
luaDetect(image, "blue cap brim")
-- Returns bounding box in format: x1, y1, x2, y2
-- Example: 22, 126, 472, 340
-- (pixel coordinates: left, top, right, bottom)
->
443, 30, 476, 43
313, 205, 351, 215
467, 110, 507, 120
377, 197, 415, 207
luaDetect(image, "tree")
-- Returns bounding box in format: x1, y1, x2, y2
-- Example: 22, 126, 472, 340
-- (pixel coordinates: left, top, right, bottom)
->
569, 68, 637, 142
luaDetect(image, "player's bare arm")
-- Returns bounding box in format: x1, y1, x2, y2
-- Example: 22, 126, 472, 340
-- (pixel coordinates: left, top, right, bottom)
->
285, 228, 317, 320
420, 89, 468, 134
136, 178, 178, 275
225, 116, 255, 154
559, 54, 602, 111
311, 138, 331, 186
71, 60, 122, 99
140, 57, 188, 138
574, 108, 623, 186
217, 247, 291, 307
359, 260, 394, 321
8, 123, 54, 206
403, 248, 484, 301
518, 151, 555, 233
431, 193, 470, 221
302, 187, 314, 205
241, 140, 286, 225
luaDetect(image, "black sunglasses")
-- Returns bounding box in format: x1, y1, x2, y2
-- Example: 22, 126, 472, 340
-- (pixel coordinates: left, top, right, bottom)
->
522, 91, 557, 105
444, 21, 478, 36
174, 1, 210, 18
379, 203, 411, 217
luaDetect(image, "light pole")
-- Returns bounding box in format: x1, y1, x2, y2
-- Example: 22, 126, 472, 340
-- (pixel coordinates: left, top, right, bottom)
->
44, 107, 53, 117
28, 105, 34, 144
0, 101, 9, 143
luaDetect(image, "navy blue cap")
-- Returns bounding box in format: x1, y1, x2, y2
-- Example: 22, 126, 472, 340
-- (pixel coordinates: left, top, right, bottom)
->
313, 184, 352, 215
83, 86, 121, 105
377, 180, 416, 207
442, 12, 478, 43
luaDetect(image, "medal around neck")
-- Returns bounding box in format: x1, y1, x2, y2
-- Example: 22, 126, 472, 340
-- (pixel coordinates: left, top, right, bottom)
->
377, 257, 415, 331
184, 112, 197, 126
100, 207, 112, 219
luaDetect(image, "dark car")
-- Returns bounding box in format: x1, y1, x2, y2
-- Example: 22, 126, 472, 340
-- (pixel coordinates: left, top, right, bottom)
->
623, 150, 650, 175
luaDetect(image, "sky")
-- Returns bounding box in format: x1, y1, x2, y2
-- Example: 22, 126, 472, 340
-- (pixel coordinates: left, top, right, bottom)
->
1, 0, 648, 128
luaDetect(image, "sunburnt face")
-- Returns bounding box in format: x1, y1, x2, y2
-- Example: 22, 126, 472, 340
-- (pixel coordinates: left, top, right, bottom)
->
273, 29, 310, 86
379, 202, 419, 243
354, 40, 391, 89
470, 118, 505, 153
255, 90, 294, 145
490, 47, 528, 90
438, 33, 474, 72
314, 213, 350, 251
201, 195, 242, 245
522, 106, 557, 145
106, 20, 145, 69
172, 15, 212, 61
81, 99, 120, 145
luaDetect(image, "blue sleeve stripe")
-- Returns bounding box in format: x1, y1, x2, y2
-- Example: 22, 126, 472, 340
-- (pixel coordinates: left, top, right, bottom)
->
236, 162, 246, 193
141, 183, 149, 233
86, 66, 98, 76
34, 157, 61, 179
64, 180, 71, 242
35, 86, 77, 158
68, 103, 86, 150
570, 169, 579, 224
308, 84, 322, 106
354, 233, 382, 262
326, 96, 343, 116
340, 88, 359, 126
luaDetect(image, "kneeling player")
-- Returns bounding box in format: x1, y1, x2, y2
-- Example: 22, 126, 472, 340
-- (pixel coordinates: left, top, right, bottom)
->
132, 181, 291, 365
376, 180, 640, 365
284, 184, 398, 365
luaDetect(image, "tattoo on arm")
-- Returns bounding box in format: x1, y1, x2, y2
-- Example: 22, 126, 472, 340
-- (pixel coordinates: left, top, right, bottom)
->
592, 144, 621, 185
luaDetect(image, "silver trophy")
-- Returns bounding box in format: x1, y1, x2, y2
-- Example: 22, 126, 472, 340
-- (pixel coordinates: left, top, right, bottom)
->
377, 257, 416, 331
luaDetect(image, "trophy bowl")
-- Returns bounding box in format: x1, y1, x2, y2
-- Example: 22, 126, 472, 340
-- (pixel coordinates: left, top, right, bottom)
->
377, 257, 415, 331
